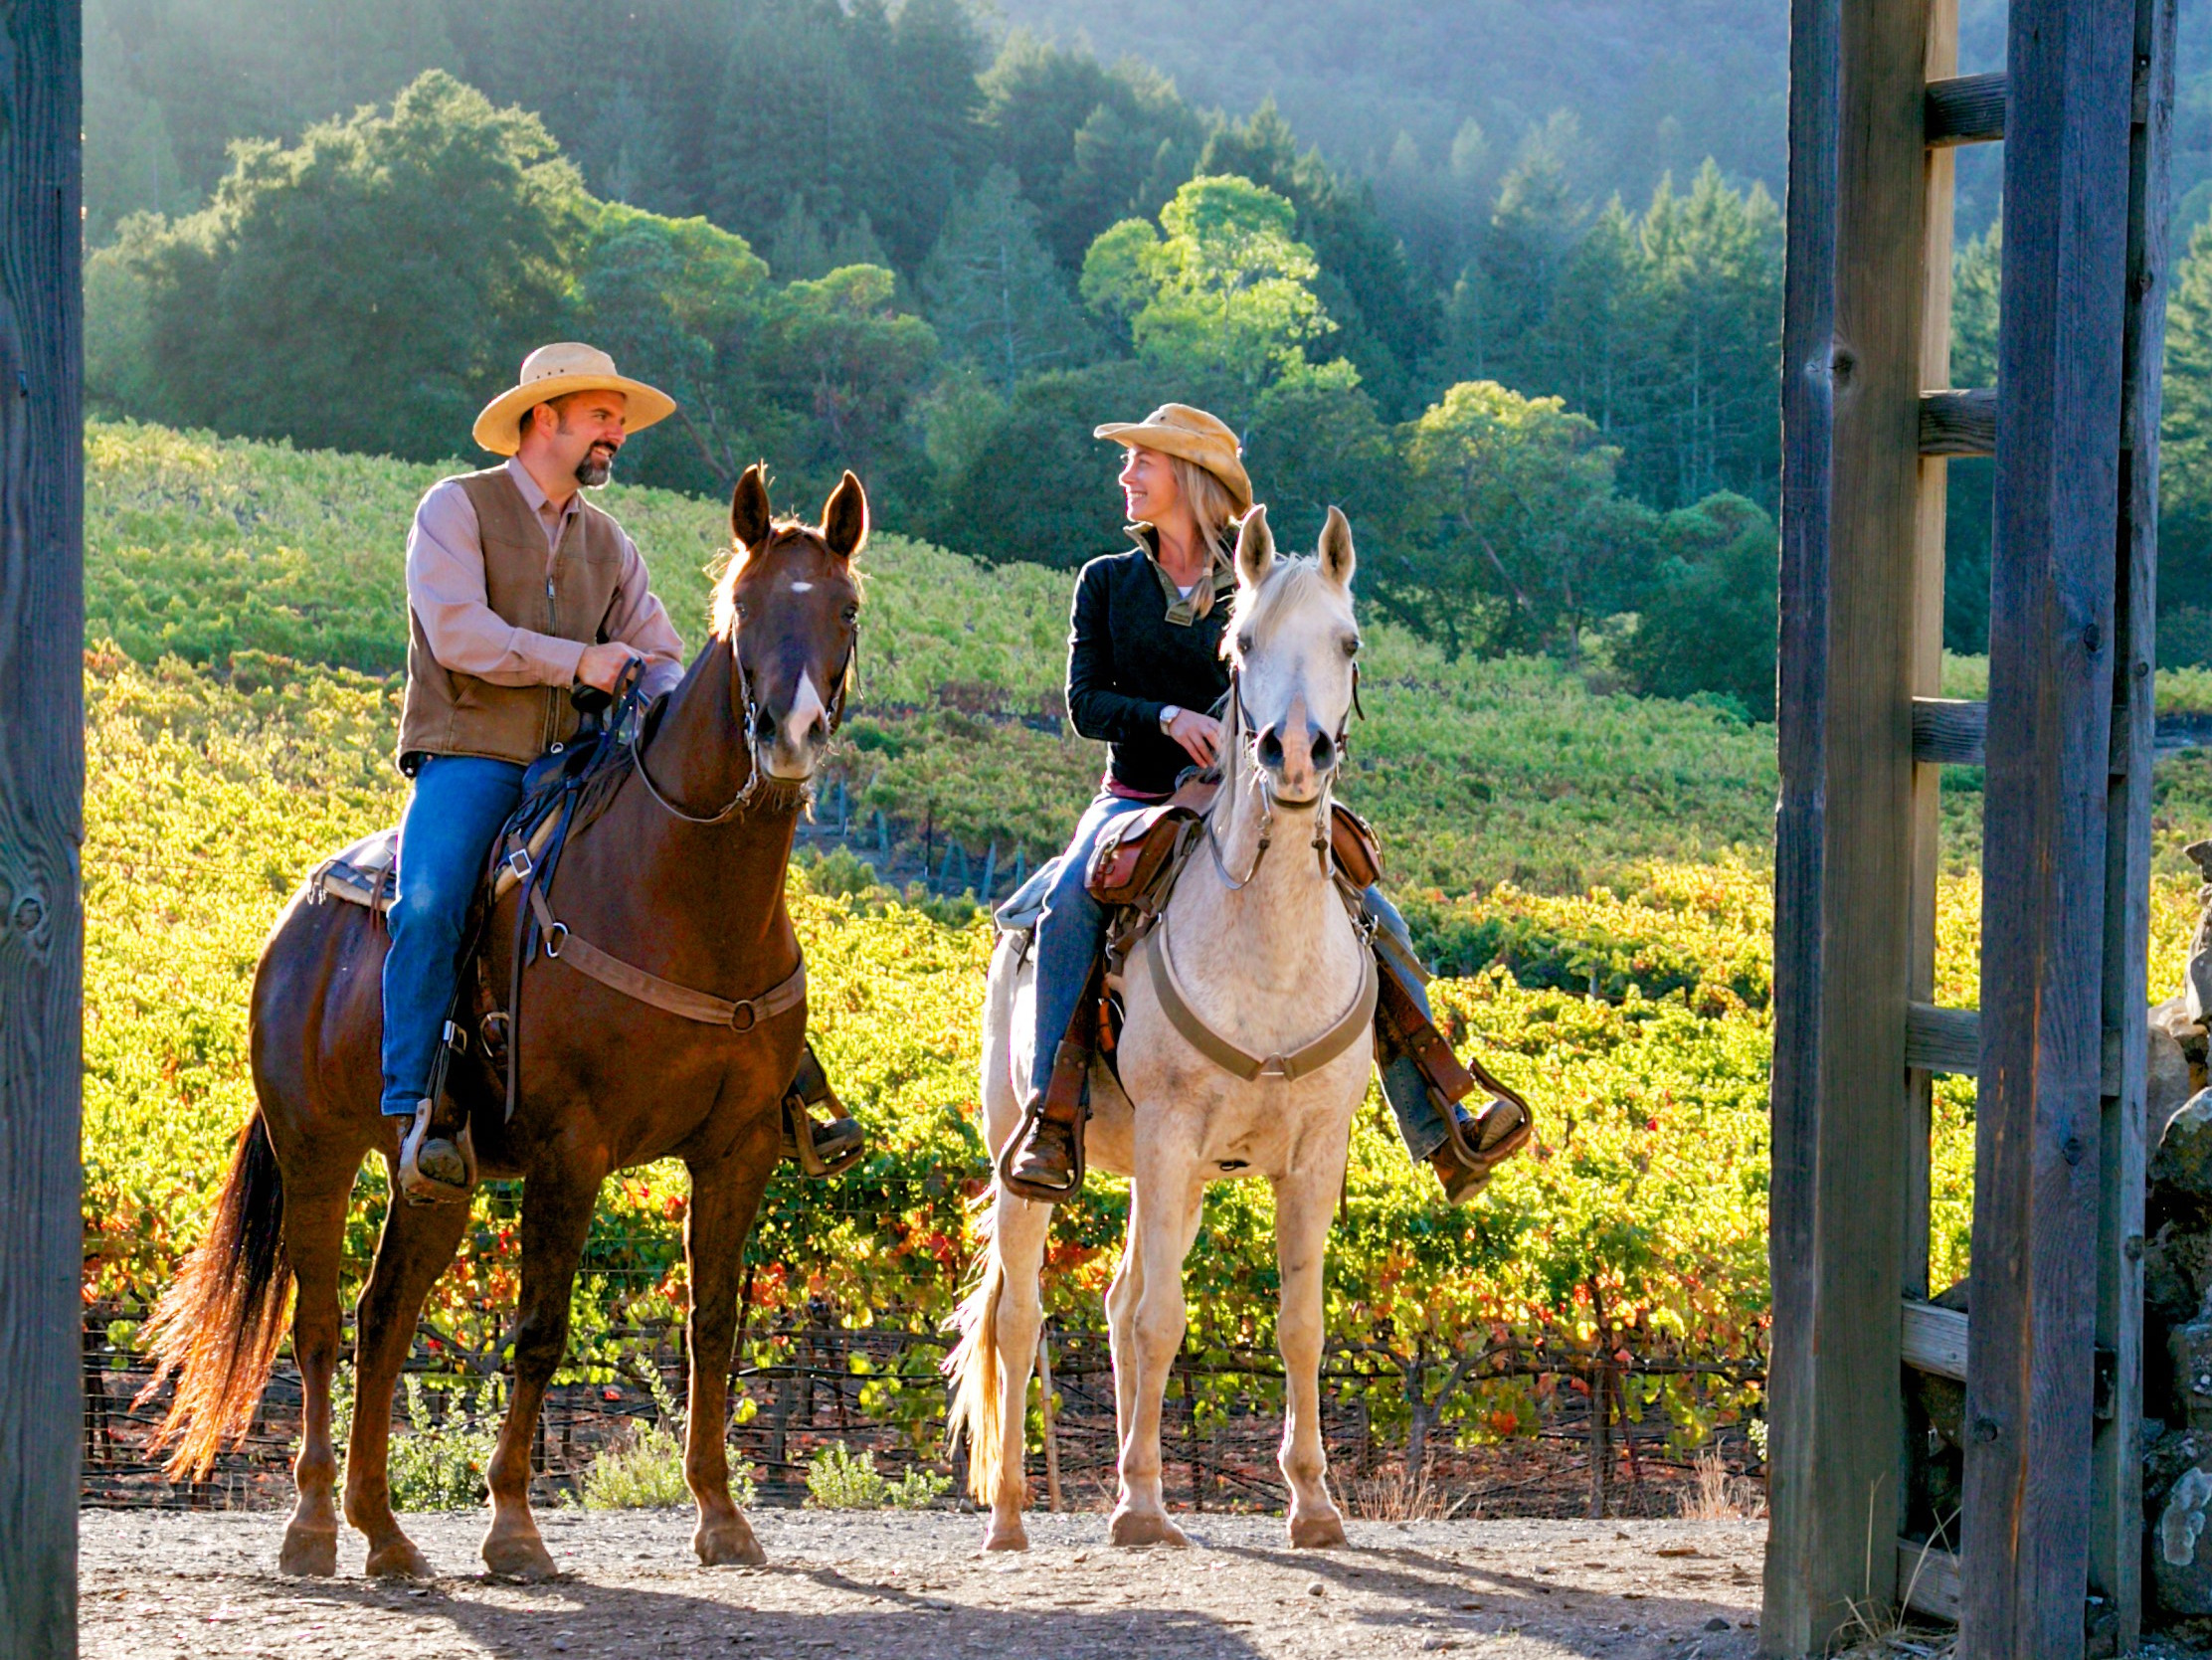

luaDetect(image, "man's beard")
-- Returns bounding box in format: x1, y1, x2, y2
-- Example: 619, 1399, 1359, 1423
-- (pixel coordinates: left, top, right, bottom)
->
574, 446, 617, 488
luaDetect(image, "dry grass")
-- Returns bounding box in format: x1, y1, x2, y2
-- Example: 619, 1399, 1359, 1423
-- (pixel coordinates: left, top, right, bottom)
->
1677, 1447, 1766, 1522
1346, 1461, 1460, 1522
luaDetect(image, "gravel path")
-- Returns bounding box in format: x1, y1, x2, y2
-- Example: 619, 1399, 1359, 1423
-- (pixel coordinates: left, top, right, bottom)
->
80, 1507, 1766, 1659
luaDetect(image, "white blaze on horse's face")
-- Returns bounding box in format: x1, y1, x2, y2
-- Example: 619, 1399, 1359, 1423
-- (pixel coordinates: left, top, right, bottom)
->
770, 670, 828, 779
1227, 505, 1360, 809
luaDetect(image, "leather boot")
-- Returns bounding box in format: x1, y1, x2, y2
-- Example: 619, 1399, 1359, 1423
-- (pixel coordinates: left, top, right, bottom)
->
1427, 1095, 1534, 1206
398, 1098, 476, 1205
780, 1041, 864, 1178
1002, 1093, 1084, 1199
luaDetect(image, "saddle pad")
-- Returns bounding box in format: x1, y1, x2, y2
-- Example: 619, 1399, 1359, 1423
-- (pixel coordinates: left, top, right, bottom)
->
310, 826, 400, 914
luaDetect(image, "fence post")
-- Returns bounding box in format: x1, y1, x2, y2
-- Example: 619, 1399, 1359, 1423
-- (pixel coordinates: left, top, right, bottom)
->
0, 5, 84, 1655
1037, 1326, 1063, 1513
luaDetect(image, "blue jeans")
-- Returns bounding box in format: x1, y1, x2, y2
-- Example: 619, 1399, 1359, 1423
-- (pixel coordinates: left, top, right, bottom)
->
1022, 792, 1451, 1161
379, 755, 526, 1118
1026, 792, 1150, 1100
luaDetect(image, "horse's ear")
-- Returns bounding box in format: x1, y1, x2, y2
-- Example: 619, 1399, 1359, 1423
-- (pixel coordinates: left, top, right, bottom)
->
823, 470, 868, 561
1235, 504, 1275, 588
730, 463, 772, 551
1318, 505, 1356, 589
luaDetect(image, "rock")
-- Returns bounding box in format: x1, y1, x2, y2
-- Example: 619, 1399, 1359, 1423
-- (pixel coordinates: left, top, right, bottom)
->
2156, 1464, 2212, 1616
2145, 1223, 2212, 1324
2176, 1309, 2212, 1436
1704, 1617, 1732, 1632
2152, 1016, 2199, 1145
2153, 1091, 2212, 1206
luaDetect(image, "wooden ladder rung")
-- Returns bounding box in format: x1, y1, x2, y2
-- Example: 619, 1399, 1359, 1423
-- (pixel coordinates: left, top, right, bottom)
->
1914, 698, 2212, 771
1899, 1539, 1964, 1621
1907, 1003, 1980, 1075
1920, 388, 1999, 456
1908, 1001, 2127, 1094
1926, 73, 2006, 147
1902, 1297, 1968, 1381
1911, 697, 1986, 765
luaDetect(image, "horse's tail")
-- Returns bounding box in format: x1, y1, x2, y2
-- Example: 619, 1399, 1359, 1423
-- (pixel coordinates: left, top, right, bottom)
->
942, 1191, 1008, 1505
135, 1113, 292, 1481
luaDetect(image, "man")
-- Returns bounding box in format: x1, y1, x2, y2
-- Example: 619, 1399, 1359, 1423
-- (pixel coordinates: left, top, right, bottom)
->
386, 341, 858, 1200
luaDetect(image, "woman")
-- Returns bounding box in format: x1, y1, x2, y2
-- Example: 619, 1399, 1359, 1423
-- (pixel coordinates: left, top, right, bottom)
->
999, 402, 1530, 1204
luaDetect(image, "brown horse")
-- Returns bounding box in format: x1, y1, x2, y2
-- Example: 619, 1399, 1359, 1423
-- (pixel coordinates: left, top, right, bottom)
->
139, 464, 865, 1581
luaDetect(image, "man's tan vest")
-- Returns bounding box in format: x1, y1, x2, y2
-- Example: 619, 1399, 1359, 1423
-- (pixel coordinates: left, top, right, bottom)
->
398, 466, 630, 767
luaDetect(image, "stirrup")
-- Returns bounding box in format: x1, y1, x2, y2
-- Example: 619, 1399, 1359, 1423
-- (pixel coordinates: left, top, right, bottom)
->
781, 1092, 865, 1178
997, 1091, 1086, 1204
1437, 1094, 1533, 1176
398, 1099, 477, 1206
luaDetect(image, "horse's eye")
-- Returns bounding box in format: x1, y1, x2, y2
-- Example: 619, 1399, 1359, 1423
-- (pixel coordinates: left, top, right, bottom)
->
1343, 636, 1362, 657
733, 601, 750, 623
1236, 632, 1254, 654
841, 604, 860, 626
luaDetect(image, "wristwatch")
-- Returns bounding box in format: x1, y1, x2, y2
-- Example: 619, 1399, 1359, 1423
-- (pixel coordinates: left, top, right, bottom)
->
1158, 703, 1182, 733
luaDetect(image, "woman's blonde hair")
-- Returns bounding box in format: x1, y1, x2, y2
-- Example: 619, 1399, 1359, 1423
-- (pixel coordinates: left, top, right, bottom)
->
1167, 453, 1238, 619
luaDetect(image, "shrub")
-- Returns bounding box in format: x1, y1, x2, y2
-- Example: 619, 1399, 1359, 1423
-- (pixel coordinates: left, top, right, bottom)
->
805, 1443, 952, 1509
580, 1367, 757, 1511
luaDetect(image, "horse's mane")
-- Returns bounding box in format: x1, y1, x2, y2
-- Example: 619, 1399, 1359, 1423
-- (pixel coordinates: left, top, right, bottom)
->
1221, 555, 1352, 659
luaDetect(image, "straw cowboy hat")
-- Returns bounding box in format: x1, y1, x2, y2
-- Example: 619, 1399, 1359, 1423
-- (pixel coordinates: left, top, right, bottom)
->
471, 342, 678, 457
1094, 403, 1253, 516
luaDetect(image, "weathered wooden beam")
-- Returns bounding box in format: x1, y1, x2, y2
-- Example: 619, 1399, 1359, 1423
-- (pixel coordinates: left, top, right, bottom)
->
1927, 73, 2008, 147
1903, 1298, 1970, 1381
1907, 1002, 1981, 1074
1912, 697, 1987, 764
2088, 3, 2174, 1647
0, 5, 85, 1658
1962, 0, 2141, 1651
1904, 1542, 1966, 1621
1921, 388, 1999, 456
1762, 0, 1935, 1649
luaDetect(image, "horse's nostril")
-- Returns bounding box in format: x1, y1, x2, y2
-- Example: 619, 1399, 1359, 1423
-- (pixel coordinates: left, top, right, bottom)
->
752, 707, 778, 742
1311, 730, 1335, 770
1256, 727, 1285, 768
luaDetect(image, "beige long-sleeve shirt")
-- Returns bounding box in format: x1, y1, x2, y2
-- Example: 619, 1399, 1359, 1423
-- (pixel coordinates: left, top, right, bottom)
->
405, 458, 687, 700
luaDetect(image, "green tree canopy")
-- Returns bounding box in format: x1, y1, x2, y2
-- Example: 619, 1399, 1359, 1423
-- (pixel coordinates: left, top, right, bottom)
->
919, 167, 1096, 396
1081, 174, 1338, 411
1386, 379, 1643, 658
1614, 491, 1778, 720
110, 71, 586, 463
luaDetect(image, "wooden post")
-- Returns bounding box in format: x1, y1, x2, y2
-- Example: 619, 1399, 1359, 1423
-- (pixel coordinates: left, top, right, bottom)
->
1763, 0, 1939, 1650
1036, 1326, 1062, 1513
2091, 4, 2176, 1650
1962, 1, 2141, 1655
0, 4, 84, 1657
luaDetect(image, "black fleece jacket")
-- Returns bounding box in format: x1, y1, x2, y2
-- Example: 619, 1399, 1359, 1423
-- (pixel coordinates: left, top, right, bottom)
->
1065, 538, 1233, 797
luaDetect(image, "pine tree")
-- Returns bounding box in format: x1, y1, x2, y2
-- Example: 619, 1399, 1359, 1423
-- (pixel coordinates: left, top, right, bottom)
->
919, 168, 1095, 395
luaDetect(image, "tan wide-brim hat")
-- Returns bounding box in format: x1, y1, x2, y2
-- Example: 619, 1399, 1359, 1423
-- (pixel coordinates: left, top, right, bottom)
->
1094, 403, 1253, 516
471, 342, 677, 457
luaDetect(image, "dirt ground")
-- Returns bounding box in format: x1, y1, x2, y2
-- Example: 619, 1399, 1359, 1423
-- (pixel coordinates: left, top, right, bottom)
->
79, 1507, 1767, 1660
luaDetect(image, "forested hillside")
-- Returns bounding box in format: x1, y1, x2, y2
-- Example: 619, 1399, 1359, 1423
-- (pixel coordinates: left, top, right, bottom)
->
81, 0, 2212, 687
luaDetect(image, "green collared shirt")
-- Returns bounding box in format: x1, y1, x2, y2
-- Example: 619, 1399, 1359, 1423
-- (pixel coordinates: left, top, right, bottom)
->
1131, 522, 1236, 626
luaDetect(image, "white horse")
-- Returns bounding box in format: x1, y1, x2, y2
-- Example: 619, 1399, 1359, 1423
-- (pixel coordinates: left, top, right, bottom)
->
947, 503, 1375, 1552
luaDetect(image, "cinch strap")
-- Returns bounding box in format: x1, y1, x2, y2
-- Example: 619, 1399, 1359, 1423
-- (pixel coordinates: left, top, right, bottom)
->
527, 885, 806, 1030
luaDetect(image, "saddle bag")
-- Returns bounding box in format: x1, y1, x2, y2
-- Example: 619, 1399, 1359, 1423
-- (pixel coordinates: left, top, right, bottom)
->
1329, 802, 1384, 888
1085, 802, 1199, 908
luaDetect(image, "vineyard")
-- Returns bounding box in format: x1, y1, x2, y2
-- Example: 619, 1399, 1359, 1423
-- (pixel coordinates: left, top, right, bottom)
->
80, 420, 2212, 1516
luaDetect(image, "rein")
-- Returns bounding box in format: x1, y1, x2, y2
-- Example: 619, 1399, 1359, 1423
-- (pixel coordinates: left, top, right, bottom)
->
1166, 662, 1374, 1085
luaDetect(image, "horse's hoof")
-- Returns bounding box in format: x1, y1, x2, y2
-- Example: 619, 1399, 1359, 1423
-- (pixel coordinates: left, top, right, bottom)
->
480, 1531, 558, 1581
980, 1519, 1030, 1553
1288, 1510, 1349, 1550
1109, 1508, 1188, 1549
278, 1523, 338, 1577
693, 1519, 766, 1568
364, 1538, 436, 1579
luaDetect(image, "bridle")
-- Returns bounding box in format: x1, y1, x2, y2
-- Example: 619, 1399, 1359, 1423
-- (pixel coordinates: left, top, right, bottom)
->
1203, 658, 1359, 889
629, 583, 860, 826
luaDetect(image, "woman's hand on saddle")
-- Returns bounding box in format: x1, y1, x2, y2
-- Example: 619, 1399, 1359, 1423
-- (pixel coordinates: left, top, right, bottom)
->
574, 643, 643, 694
1166, 708, 1221, 766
